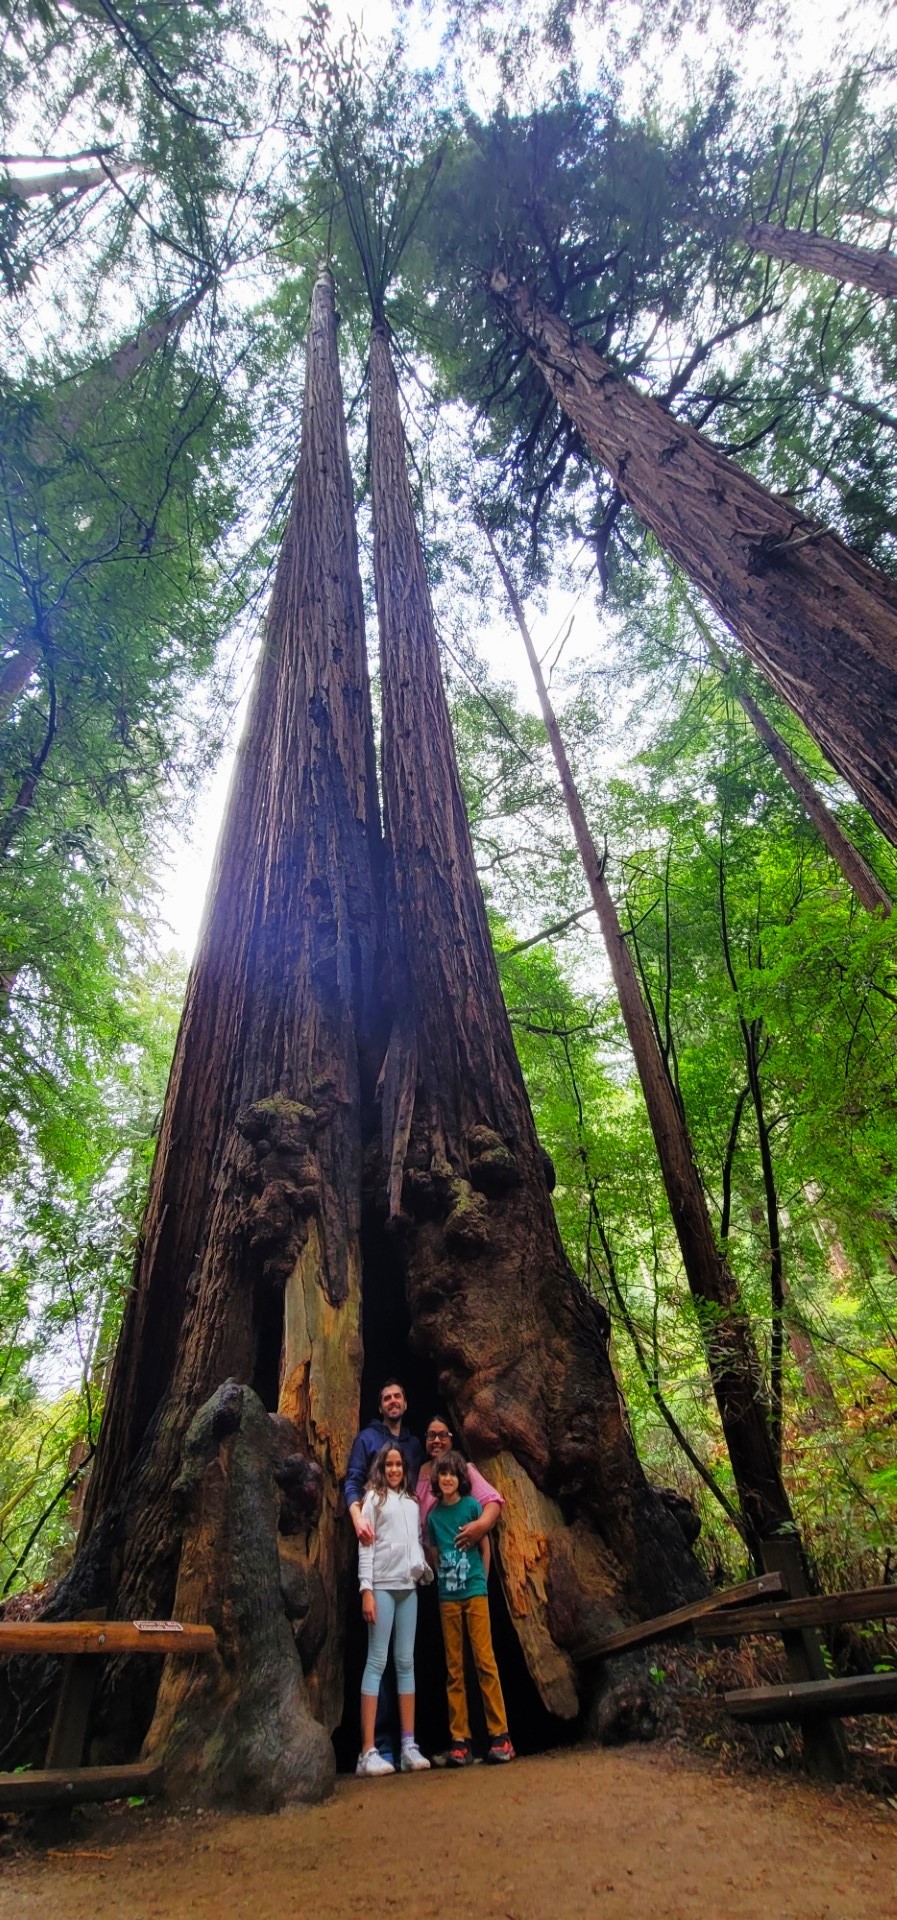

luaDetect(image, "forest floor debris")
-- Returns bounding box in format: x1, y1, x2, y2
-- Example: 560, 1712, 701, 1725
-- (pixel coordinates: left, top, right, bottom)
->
1, 1742, 895, 1920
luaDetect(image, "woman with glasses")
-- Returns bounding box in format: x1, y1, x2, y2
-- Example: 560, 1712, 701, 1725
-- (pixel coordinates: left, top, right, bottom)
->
415, 1419, 503, 1573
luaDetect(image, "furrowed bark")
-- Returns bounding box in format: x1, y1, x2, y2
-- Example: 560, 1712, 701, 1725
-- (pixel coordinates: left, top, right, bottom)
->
743, 221, 897, 300
76, 265, 381, 1742
689, 601, 892, 916
485, 526, 795, 1555
368, 320, 705, 1724
490, 273, 897, 851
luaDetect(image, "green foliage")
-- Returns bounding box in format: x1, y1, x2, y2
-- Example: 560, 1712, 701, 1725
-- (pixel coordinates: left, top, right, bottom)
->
453, 604, 897, 1569
0, 950, 184, 1595
3, 1, 897, 1599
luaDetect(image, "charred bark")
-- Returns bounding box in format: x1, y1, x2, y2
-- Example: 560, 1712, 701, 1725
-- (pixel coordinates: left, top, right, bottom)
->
368, 320, 705, 1733
743, 222, 897, 300
485, 528, 794, 1556
73, 264, 381, 1746
490, 273, 897, 851
142, 1381, 334, 1809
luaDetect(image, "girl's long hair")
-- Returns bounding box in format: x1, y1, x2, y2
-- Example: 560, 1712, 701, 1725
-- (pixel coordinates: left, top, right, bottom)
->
430, 1449, 472, 1498
366, 1443, 416, 1508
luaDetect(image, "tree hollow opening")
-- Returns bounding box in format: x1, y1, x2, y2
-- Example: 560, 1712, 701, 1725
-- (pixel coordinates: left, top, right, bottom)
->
331, 1214, 574, 1768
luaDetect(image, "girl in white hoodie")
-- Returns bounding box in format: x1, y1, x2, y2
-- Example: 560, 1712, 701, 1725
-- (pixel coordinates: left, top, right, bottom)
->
357, 1444, 432, 1777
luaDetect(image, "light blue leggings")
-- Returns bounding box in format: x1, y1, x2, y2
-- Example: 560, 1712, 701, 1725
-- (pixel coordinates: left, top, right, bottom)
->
361, 1588, 418, 1697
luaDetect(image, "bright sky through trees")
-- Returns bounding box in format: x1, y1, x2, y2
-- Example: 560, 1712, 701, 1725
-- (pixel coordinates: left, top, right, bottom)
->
157, 0, 897, 961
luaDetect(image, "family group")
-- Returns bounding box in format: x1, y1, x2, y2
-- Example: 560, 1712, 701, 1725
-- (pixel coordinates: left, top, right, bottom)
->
344, 1378, 516, 1779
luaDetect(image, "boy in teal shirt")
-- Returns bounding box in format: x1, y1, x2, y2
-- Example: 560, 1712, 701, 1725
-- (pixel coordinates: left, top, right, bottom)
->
426, 1451, 515, 1765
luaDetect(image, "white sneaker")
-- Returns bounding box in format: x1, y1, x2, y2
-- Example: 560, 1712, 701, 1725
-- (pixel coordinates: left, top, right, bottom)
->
400, 1742, 431, 1772
356, 1748, 395, 1777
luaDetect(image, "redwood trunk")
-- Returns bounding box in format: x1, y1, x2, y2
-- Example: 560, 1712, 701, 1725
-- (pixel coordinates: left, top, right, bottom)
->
77, 265, 382, 1736
735, 680, 892, 914
490, 273, 897, 851
744, 221, 897, 300
694, 609, 892, 916
368, 321, 705, 1717
486, 529, 794, 1554
45, 285, 208, 450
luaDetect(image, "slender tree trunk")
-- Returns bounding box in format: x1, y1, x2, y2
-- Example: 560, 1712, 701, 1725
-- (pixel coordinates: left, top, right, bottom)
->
784, 1287, 841, 1430
0, 679, 57, 859
0, 162, 143, 200
484, 526, 795, 1556
368, 319, 705, 1730
688, 601, 892, 915
743, 221, 897, 299
585, 1181, 745, 1537
743, 1057, 785, 1464
490, 272, 897, 851
27, 283, 209, 464
76, 265, 382, 1741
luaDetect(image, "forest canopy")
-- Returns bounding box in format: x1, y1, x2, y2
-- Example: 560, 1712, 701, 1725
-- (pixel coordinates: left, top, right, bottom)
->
1, 0, 896, 1605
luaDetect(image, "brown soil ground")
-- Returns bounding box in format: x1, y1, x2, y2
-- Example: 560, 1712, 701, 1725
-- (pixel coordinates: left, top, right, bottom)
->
2, 1745, 895, 1920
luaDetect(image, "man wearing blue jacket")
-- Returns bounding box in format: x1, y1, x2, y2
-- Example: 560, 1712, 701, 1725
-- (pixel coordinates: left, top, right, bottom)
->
345, 1379, 424, 1545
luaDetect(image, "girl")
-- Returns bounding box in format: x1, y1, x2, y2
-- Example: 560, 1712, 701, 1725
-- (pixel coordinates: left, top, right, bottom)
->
357, 1444, 432, 1777
426, 1450, 515, 1766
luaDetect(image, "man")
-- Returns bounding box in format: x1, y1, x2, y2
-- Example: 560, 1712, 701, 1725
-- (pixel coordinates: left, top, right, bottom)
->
345, 1380, 424, 1544
416, 1417, 503, 1572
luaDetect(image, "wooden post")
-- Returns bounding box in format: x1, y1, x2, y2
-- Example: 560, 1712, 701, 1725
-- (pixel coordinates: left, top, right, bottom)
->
759, 1539, 849, 1780
44, 1608, 107, 1771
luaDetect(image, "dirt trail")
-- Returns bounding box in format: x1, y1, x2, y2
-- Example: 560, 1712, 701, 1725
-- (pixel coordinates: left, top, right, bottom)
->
2, 1746, 895, 1920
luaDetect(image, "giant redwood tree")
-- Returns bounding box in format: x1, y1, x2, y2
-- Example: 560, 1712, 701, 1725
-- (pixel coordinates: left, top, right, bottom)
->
18, 263, 709, 1791
489, 273, 897, 852
61, 262, 382, 1783
366, 317, 704, 1726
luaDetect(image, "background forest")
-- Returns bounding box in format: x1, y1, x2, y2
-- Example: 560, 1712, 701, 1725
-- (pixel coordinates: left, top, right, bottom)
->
1, 0, 896, 1603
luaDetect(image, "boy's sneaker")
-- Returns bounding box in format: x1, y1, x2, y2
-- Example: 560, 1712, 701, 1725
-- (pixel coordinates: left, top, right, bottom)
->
486, 1736, 516, 1764
400, 1741, 431, 1772
444, 1742, 474, 1768
356, 1747, 395, 1777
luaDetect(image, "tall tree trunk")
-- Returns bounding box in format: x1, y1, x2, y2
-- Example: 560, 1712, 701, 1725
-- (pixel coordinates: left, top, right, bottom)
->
743, 222, 897, 300
77, 264, 382, 1739
490, 273, 897, 851
368, 319, 705, 1727
0, 161, 143, 200
0, 678, 57, 859
695, 618, 893, 916
484, 526, 795, 1556
783, 1286, 841, 1430
27, 283, 209, 465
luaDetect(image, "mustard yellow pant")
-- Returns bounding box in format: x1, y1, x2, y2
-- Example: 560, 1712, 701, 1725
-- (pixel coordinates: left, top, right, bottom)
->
439, 1595, 507, 1743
